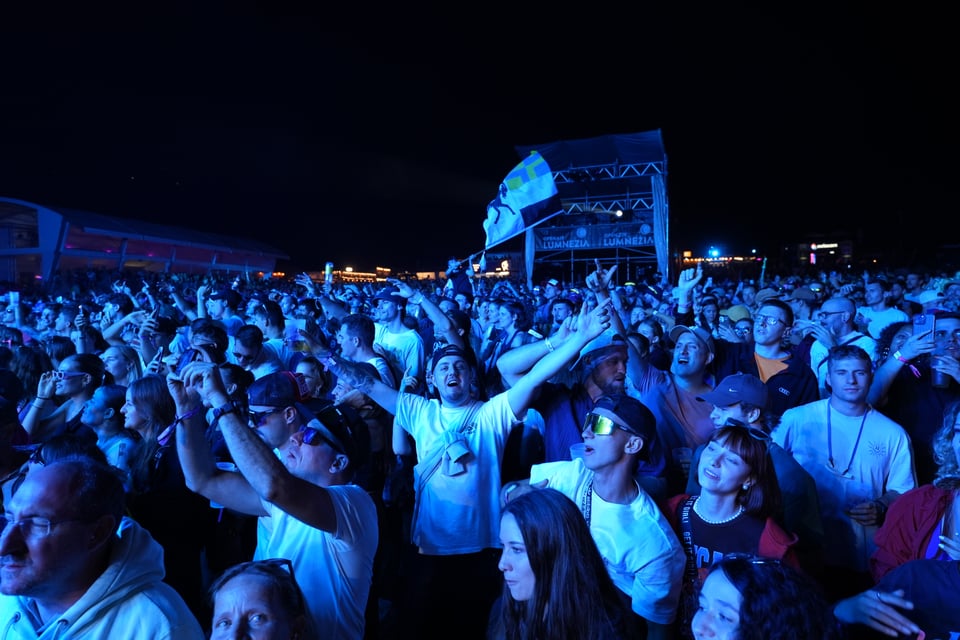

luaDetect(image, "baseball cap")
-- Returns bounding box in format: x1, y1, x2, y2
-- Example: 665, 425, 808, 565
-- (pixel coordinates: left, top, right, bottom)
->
373, 286, 406, 306
786, 286, 817, 302
297, 403, 370, 467
668, 325, 715, 355
546, 278, 560, 287
209, 288, 242, 308
591, 394, 656, 455
719, 304, 751, 323
754, 288, 781, 304
248, 371, 310, 407
697, 373, 768, 408
431, 344, 477, 372
570, 329, 628, 371
917, 289, 945, 308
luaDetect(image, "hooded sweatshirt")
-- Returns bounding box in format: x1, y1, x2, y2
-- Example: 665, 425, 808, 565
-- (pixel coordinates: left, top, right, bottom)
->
0, 517, 204, 639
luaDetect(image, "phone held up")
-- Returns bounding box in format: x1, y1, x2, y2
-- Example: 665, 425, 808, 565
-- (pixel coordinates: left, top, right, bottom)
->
913, 313, 935, 338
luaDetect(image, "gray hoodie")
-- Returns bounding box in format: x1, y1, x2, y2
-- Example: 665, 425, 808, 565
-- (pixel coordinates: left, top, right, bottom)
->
0, 517, 204, 639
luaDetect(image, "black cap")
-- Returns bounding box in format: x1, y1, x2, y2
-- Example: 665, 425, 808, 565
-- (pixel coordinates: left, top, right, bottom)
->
592, 394, 656, 456
297, 403, 370, 467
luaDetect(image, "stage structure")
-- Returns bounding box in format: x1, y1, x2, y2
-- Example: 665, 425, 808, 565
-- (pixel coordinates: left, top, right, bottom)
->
514, 130, 669, 285
0, 197, 288, 287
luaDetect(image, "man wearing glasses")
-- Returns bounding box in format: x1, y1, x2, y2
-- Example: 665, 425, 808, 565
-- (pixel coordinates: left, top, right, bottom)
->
681, 291, 819, 420
169, 363, 377, 640
0, 457, 205, 638
807, 296, 877, 399
507, 394, 686, 640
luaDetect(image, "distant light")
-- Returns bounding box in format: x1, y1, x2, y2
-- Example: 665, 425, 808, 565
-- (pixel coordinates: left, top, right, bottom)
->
345, 266, 354, 272
614, 209, 624, 218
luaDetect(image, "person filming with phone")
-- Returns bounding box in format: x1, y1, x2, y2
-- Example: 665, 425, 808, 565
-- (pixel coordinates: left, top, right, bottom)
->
868, 311, 960, 485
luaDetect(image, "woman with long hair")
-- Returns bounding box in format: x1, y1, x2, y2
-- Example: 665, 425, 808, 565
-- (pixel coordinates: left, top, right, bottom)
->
692, 554, 840, 640
665, 424, 799, 638
123, 374, 213, 625
481, 298, 536, 397
489, 488, 638, 640
101, 344, 144, 388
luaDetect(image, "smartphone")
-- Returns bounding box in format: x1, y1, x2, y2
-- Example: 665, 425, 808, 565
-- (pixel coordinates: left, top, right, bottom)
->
913, 313, 935, 338
176, 348, 202, 373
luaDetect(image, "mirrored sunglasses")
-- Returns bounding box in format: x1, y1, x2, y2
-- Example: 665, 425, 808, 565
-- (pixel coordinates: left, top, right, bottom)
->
583, 412, 633, 436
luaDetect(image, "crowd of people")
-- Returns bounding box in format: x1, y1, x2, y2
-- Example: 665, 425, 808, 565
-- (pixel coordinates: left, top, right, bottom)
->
0, 256, 959, 639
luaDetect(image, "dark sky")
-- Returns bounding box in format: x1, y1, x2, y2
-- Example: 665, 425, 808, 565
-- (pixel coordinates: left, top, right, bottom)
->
0, 4, 955, 273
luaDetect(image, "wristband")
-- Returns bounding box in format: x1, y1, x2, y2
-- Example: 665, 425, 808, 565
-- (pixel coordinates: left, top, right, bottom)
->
35, 396, 50, 401
211, 400, 240, 424
410, 293, 425, 305
544, 337, 555, 352
892, 351, 921, 378
176, 406, 204, 423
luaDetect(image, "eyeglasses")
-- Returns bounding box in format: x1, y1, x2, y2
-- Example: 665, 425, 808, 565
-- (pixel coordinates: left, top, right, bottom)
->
248, 407, 284, 425
583, 412, 635, 436
52, 370, 85, 381
755, 314, 786, 328
1, 515, 85, 541
817, 310, 844, 320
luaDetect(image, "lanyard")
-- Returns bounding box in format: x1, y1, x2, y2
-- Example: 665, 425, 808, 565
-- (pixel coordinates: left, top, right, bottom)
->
581, 477, 594, 526
827, 403, 868, 477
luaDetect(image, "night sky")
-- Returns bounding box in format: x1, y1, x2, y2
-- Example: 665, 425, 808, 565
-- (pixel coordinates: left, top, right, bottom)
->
1, 4, 955, 273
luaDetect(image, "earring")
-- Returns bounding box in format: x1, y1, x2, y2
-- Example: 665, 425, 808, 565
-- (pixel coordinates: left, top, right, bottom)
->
742, 484, 750, 491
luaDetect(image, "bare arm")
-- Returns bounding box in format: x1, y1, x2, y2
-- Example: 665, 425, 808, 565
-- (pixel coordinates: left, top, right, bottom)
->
177, 362, 344, 533
389, 278, 464, 349
101, 310, 147, 343
20, 372, 67, 442
868, 329, 934, 407
167, 371, 265, 516
504, 300, 613, 418
323, 356, 400, 415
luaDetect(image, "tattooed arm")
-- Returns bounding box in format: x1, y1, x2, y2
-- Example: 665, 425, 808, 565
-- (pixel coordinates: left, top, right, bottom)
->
323, 355, 401, 415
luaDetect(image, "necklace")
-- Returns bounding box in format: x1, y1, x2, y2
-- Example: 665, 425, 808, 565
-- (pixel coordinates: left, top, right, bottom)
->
693, 496, 744, 525
827, 403, 868, 477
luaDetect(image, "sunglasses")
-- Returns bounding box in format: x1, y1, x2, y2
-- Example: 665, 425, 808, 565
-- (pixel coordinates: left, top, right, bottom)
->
300, 426, 344, 454
299, 406, 349, 454
248, 407, 284, 425
52, 370, 85, 381
582, 412, 634, 436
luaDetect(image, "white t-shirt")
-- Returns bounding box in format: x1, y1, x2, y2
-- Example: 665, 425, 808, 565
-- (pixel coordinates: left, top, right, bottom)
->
857, 306, 910, 339
395, 392, 518, 555
530, 460, 686, 625
375, 324, 426, 387
257, 484, 378, 640
772, 399, 916, 572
